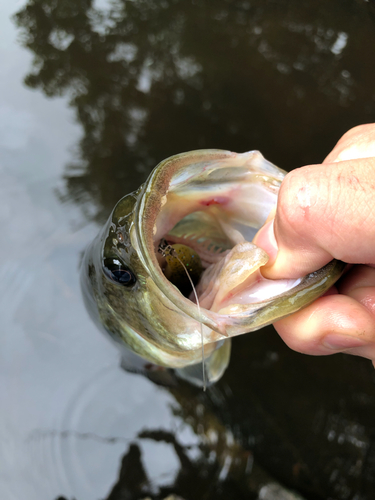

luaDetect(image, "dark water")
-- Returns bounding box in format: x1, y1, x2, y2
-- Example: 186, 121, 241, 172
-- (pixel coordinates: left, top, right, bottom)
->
2, 1, 375, 499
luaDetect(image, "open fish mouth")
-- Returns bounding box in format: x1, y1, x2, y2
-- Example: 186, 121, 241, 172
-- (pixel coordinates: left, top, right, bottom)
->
133, 149, 345, 341
81, 149, 345, 385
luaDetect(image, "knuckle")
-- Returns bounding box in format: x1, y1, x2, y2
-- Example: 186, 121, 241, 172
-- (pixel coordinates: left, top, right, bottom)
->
338, 123, 375, 147
274, 317, 317, 355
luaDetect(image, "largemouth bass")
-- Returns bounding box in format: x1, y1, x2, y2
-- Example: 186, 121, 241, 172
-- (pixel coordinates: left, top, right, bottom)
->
81, 150, 345, 386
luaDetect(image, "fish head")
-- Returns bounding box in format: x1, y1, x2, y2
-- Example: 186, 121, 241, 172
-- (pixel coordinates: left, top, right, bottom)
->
81, 149, 345, 384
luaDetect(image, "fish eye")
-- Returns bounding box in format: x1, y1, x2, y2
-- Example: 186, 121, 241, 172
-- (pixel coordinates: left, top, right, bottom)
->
103, 258, 136, 286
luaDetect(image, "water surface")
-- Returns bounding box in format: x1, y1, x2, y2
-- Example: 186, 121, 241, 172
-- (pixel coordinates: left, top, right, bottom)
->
1, 1, 375, 499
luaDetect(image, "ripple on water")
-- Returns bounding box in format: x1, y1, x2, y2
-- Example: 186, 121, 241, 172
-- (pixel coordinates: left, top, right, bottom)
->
32, 365, 201, 500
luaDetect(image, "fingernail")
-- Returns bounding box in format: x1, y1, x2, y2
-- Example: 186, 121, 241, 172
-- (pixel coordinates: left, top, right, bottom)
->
323, 334, 368, 351
254, 219, 278, 263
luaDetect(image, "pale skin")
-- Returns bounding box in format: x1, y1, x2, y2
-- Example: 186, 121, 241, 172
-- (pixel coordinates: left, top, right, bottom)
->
254, 123, 375, 367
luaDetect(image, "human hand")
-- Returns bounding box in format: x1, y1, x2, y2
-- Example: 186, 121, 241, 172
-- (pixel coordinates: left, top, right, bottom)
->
254, 124, 375, 365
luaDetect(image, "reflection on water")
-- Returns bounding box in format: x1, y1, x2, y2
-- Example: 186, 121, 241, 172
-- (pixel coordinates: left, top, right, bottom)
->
52, 367, 253, 500
14, 0, 375, 221
23, 362, 304, 500
0, 0, 373, 499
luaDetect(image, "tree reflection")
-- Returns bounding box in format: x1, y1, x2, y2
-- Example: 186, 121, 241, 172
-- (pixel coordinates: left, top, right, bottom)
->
103, 383, 292, 500
12, 4, 375, 497
14, 0, 375, 222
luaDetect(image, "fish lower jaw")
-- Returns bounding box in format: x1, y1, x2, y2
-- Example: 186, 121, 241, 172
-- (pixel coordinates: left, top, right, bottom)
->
213, 276, 303, 314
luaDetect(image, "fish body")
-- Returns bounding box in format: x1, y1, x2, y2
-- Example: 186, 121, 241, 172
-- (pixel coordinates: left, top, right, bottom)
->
81, 150, 345, 385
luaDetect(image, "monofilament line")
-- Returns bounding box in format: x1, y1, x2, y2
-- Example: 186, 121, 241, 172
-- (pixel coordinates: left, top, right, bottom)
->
160, 244, 207, 391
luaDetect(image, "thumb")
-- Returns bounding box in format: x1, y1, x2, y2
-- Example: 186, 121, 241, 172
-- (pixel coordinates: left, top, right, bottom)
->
254, 157, 375, 279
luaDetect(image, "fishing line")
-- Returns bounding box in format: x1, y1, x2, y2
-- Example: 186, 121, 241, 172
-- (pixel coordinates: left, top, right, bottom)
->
158, 241, 207, 391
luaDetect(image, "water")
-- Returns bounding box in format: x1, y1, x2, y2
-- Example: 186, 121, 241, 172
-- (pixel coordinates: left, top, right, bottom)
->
1, 1, 375, 499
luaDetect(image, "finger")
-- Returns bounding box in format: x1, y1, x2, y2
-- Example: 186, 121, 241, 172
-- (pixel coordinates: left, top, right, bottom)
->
337, 264, 375, 295
337, 265, 375, 318
324, 123, 375, 163
347, 287, 375, 318
273, 294, 375, 361
254, 157, 375, 279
